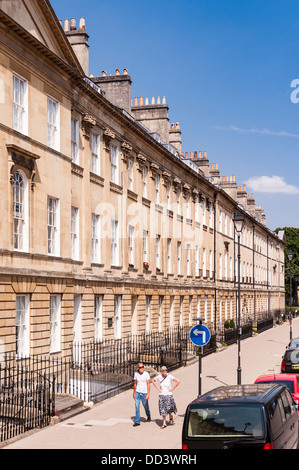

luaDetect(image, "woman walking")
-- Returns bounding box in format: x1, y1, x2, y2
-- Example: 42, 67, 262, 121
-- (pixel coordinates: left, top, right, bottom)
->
152, 366, 181, 429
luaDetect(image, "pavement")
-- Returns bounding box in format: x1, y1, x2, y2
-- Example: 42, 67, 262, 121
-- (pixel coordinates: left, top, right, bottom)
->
3, 318, 299, 450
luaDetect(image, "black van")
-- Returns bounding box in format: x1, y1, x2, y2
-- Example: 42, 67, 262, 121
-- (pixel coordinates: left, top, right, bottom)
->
182, 384, 299, 449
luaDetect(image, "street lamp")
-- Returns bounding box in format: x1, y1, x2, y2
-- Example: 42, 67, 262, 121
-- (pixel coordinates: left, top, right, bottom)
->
233, 210, 245, 385
287, 251, 294, 340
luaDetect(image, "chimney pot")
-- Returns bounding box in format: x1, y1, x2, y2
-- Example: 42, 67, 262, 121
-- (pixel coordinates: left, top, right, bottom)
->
157, 96, 161, 104
123, 68, 128, 75
139, 96, 144, 106
115, 69, 120, 76
64, 19, 69, 31
79, 17, 86, 31
151, 97, 155, 105
199, 151, 202, 159
70, 18, 76, 30
145, 97, 149, 105
134, 97, 138, 106
162, 96, 166, 104
102, 70, 107, 77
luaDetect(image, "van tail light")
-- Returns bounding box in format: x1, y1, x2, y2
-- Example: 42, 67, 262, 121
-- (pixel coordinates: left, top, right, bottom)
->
264, 442, 274, 449
281, 360, 286, 371
182, 444, 189, 449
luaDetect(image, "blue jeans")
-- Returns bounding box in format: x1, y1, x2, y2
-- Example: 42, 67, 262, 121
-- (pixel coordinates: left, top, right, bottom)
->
134, 392, 150, 424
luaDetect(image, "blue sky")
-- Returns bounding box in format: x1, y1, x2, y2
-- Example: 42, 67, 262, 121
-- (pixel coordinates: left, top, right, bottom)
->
51, 0, 299, 231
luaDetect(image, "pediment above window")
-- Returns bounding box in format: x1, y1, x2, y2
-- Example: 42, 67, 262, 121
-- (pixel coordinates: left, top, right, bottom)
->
6, 144, 40, 189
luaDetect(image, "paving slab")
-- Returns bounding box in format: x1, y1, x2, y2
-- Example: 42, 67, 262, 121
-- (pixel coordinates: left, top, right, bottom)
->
3, 319, 299, 450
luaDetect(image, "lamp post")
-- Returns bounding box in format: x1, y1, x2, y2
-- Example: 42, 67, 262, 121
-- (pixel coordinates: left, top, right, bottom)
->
287, 251, 294, 340
233, 210, 245, 385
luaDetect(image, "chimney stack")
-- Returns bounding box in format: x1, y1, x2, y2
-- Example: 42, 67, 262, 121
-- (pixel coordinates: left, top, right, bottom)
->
65, 17, 89, 76
91, 69, 132, 114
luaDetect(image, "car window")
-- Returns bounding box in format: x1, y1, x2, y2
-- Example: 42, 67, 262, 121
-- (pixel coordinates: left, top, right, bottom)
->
256, 380, 294, 394
285, 350, 299, 363
281, 391, 292, 419
284, 389, 297, 416
268, 398, 284, 428
187, 405, 264, 438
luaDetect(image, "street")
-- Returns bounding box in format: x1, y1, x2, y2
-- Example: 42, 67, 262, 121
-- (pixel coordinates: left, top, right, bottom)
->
3, 318, 299, 450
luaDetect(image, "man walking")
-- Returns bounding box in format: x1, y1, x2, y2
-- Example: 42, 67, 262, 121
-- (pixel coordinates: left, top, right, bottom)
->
133, 363, 151, 426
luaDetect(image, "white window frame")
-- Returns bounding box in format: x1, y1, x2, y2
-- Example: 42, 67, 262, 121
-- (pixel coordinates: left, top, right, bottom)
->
13, 73, 28, 135
91, 132, 100, 174
202, 199, 206, 225
209, 204, 213, 228
158, 296, 163, 333
143, 230, 148, 263
13, 170, 29, 252
209, 250, 213, 279
128, 225, 134, 265
195, 246, 199, 276
47, 96, 60, 151
91, 213, 101, 263
142, 166, 147, 198
114, 295, 122, 339
186, 243, 191, 276
16, 294, 30, 358
110, 144, 119, 184
156, 234, 161, 269
155, 174, 160, 204
167, 238, 172, 274
167, 182, 171, 210
219, 209, 223, 233
179, 296, 183, 327
71, 206, 80, 260
47, 197, 60, 256
111, 220, 119, 266
146, 296, 151, 334
219, 253, 223, 280
71, 117, 79, 164
177, 241, 181, 275
94, 295, 103, 342
50, 295, 61, 353
203, 248, 206, 277
186, 193, 191, 220
128, 157, 133, 191
177, 188, 181, 216
195, 195, 199, 223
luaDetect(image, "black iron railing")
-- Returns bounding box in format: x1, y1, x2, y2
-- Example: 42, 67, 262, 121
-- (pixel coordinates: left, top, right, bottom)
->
0, 356, 56, 443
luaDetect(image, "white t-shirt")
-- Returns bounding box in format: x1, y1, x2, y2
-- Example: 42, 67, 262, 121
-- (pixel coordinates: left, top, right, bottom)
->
134, 371, 150, 394
155, 374, 175, 396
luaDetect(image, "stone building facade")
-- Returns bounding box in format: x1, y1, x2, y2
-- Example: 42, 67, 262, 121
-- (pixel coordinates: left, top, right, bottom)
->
0, 0, 285, 358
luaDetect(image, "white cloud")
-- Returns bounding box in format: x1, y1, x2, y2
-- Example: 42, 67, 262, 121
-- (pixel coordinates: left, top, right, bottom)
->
213, 125, 299, 138
245, 175, 299, 194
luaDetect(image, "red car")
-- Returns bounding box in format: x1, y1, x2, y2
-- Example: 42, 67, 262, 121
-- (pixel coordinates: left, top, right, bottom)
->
254, 374, 299, 406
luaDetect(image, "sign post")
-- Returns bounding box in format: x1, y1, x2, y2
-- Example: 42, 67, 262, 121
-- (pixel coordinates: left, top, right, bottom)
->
190, 318, 211, 397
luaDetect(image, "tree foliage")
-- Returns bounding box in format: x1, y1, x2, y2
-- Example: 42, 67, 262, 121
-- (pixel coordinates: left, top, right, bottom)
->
274, 227, 299, 305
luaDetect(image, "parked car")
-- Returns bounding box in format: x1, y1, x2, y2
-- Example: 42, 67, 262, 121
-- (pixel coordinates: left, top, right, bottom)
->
281, 348, 299, 374
254, 374, 299, 406
182, 384, 298, 449
287, 338, 299, 349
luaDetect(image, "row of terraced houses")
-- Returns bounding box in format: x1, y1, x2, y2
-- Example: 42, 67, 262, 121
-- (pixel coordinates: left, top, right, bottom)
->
0, 0, 285, 360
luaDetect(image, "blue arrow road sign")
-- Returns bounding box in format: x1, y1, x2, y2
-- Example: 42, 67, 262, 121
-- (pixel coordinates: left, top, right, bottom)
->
190, 324, 211, 347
